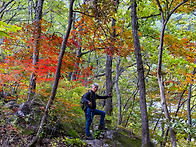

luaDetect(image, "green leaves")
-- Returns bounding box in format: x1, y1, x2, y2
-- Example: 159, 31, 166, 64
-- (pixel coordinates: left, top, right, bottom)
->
0, 21, 21, 37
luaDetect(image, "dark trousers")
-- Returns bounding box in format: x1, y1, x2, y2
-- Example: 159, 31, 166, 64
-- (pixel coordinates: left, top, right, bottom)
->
85, 108, 106, 136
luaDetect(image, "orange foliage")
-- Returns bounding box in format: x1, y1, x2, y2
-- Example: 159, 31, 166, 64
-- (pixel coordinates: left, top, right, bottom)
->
73, 14, 134, 58
0, 22, 77, 85
164, 35, 195, 63
157, 31, 196, 104
70, 2, 136, 84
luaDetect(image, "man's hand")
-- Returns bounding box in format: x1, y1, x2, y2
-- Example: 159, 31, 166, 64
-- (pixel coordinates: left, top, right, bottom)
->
88, 101, 92, 107
108, 92, 112, 97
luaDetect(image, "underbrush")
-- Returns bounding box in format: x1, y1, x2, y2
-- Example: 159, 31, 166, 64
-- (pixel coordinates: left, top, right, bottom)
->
0, 81, 89, 146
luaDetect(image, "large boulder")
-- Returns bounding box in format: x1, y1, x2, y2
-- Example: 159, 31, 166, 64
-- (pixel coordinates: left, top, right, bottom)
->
84, 128, 142, 147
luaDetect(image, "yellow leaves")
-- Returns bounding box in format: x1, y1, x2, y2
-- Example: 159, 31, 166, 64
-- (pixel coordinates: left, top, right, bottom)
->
152, 0, 195, 14
0, 21, 21, 37
178, 70, 196, 85
176, 0, 196, 13
185, 77, 194, 84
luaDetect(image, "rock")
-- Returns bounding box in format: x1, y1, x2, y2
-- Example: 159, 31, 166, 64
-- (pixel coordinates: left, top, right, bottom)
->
85, 139, 109, 147
5, 100, 19, 109
16, 102, 31, 117
83, 128, 142, 147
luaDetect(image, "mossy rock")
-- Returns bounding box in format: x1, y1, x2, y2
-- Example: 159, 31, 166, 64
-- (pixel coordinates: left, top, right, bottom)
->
112, 131, 141, 147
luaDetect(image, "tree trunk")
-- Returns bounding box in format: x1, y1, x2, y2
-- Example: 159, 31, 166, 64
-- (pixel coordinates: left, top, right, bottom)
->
105, 53, 113, 115
115, 55, 122, 125
104, 0, 119, 115
28, 0, 75, 146
27, 0, 34, 24
71, 11, 79, 80
187, 58, 196, 142
157, 18, 177, 147
27, 0, 44, 101
155, 0, 188, 146
130, 1, 151, 146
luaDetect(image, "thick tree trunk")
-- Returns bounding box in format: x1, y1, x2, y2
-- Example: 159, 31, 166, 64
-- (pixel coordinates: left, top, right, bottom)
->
104, 0, 119, 115
28, 0, 75, 146
105, 53, 113, 115
104, 20, 115, 116
130, 1, 151, 146
27, 0, 44, 101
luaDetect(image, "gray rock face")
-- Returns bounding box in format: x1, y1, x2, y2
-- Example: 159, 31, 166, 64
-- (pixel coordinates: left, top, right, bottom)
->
84, 129, 142, 147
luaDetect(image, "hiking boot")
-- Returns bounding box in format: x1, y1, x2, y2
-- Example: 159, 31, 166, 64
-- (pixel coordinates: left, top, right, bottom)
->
85, 134, 94, 140
98, 124, 105, 130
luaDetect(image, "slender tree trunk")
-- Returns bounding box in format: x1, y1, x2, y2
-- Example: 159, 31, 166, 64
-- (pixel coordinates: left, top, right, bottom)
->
27, 0, 44, 102
27, 0, 33, 24
187, 83, 192, 142
71, 10, 80, 80
157, 18, 177, 147
70, 1, 90, 81
155, 1, 188, 146
28, 0, 75, 146
115, 55, 122, 125
187, 58, 196, 142
130, 1, 151, 146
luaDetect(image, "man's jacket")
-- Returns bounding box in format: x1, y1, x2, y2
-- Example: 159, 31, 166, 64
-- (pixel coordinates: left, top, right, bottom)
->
82, 90, 109, 110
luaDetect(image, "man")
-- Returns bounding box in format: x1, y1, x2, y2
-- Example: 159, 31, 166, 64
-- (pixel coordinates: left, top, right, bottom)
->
82, 83, 112, 139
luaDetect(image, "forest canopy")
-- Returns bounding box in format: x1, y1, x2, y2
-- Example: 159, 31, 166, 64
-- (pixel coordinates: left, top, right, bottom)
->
0, 0, 195, 146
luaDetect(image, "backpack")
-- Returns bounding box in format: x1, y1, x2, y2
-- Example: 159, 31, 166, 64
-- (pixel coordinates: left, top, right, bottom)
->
80, 91, 92, 111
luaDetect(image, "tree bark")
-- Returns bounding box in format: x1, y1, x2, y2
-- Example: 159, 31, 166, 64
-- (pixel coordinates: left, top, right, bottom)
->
27, 0, 75, 146
27, 0, 34, 24
105, 53, 113, 115
155, 0, 188, 146
115, 55, 122, 125
157, 26, 176, 146
130, 1, 151, 146
187, 58, 196, 142
27, 0, 44, 102
104, 0, 119, 116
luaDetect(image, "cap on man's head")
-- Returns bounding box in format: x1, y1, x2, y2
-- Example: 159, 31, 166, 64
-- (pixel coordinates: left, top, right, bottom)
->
92, 83, 99, 87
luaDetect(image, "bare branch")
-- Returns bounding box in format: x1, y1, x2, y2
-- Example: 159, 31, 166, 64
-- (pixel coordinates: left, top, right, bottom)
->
73, 10, 94, 17
0, 0, 14, 14
139, 13, 161, 19
166, 0, 188, 22
192, 12, 196, 16
156, 0, 165, 21
191, 104, 196, 112
175, 90, 186, 116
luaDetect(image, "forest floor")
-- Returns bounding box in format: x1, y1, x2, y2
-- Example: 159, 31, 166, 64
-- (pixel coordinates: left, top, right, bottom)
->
0, 125, 142, 147
0, 119, 143, 147
0, 100, 142, 147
